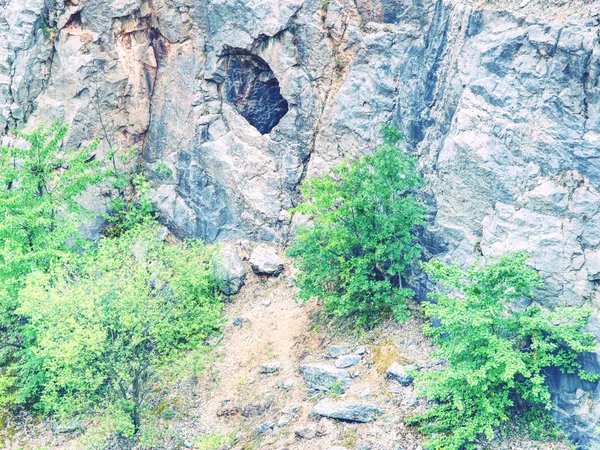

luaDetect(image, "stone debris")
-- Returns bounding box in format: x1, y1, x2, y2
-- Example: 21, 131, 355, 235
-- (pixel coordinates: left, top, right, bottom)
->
386, 363, 416, 387
214, 245, 246, 295
299, 364, 353, 392
329, 345, 350, 358
260, 362, 280, 374
294, 425, 316, 440
335, 354, 361, 369
257, 422, 275, 434
310, 400, 386, 423
250, 246, 284, 276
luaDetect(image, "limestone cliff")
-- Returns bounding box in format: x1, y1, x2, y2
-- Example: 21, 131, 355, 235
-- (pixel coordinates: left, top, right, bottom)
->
2, 0, 600, 446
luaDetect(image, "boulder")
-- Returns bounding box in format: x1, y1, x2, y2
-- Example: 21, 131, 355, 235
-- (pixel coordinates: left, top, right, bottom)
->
214, 245, 246, 295
250, 246, 284, 276
299, 364, 352, 392
386, 363, 416, 386
310, 400, 386, 423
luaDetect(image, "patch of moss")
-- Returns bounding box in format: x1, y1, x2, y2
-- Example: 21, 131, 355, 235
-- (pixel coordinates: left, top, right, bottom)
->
371, 340, 408, 374
339, 426, 358, 448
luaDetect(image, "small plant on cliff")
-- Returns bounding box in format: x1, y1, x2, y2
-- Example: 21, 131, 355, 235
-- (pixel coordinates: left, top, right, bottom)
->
103, 147, 156, 238
409, 251, 598, 450
287, 124, 426, 327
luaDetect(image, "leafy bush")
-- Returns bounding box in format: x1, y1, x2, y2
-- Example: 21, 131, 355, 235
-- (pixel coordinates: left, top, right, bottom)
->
0, 122, 104, 400
287, 124, 426, 326
409, 251, 598, 450
103, 148, 155, 238
16, 224, 223, 440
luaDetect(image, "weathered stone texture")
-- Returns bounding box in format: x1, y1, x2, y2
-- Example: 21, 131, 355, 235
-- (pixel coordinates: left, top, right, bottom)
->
2, 0, 600, 446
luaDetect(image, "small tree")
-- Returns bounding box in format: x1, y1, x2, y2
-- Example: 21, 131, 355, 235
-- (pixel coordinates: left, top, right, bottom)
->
17, 224, 222, 440
0, 122, 103, 401
409, 251, 598, 450
288, 125, 426, 326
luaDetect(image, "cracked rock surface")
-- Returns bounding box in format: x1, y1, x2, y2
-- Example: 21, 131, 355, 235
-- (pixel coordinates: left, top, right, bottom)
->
2, 0, 600, 446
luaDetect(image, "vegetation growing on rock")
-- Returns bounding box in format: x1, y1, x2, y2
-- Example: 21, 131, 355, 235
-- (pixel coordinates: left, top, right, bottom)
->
409, 251, 598, 450
0, 122, 105, 404
288, 125, 426, 327
0, 123, 223, 447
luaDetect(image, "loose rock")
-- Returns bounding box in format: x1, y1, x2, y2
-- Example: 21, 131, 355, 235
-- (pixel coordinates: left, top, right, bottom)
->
355, 346, 367, 355
386, 362, 416, 386
299, 364, 353, 392
240, 402, 271, 417
294, 425, 315, 440
310, 400, 386, 423
329, 345, 349, 358
214, 245, 247, 295
260, 362, 280, 374
335, 354, 361, 369
257, 422, 275, 434
250, 246, 284, 276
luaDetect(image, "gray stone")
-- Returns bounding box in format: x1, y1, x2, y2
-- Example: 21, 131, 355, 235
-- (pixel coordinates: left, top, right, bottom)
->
335, 355, 361, 369
260, 362, 280, 374
299, 364, 353, 392
233, 316, 244, 326
310, 401, 386, 423
250, 246, 284, 276
355, 346, 368, 355
257, 422, 274, 434
276, 379, 295, 390
386, 363, 416, 387
277, 415, 291, 427
214, 245, 247, 295
294, 425, 315, 440
329, 345, 350, 358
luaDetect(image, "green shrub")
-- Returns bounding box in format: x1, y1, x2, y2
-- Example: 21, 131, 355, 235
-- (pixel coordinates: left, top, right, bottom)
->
0, 122, 104, 403
16, 224, 223, 440
409, 251, 598, 449
287, 124, 426, 327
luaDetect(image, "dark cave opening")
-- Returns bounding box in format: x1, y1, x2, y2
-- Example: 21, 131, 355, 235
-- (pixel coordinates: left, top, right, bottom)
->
221, 50, 289, 134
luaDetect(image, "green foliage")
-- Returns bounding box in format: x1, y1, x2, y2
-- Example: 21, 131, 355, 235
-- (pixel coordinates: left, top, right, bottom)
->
409, 251, 598, 450
194, 432, 229, 450
16, 224, 223, 440
0, 122, 104, 401
287, 124, 426, 327
103, 148, 155, 238
326, 379, 345, 398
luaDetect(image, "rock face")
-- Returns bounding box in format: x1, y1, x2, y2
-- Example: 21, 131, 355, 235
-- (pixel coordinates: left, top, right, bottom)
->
3, 0, 600, 446
310, 400, 386, 423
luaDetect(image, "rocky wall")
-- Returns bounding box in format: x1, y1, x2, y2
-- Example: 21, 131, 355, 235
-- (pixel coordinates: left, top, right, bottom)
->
2, 0, 600, 446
